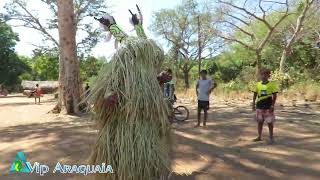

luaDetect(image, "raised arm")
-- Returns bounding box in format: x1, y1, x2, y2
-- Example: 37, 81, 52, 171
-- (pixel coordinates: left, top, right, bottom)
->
94, 14, 128, 44
129, 5, 147, 38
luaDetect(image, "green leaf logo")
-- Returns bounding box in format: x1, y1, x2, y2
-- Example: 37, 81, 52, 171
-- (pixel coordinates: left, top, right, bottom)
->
14, 160, 23, 172
10, 151, 31, 173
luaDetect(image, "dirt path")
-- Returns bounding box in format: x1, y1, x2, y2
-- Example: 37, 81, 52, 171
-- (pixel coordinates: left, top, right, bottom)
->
0, 94, 319, 180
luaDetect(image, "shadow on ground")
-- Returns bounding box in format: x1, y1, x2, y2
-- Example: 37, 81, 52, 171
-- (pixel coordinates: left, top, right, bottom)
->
170, 104, 320, 180
0, 101, 319, 180
0, 114, 96, 179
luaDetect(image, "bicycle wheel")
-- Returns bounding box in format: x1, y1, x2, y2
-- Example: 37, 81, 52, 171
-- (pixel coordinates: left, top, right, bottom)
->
174, 106, 189, 121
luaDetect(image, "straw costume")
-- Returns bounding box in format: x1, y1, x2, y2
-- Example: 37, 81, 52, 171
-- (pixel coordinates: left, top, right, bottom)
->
87, 6, 172, 180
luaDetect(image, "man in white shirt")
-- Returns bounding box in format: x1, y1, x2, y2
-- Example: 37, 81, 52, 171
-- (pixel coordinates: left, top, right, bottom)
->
196, 70, 217, 127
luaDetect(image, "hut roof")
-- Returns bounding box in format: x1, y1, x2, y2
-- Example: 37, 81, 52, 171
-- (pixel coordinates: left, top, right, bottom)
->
21, 81, 58, 90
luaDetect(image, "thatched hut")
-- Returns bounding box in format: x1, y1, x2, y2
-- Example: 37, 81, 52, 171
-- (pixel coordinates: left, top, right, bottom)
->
21, 81, 58, 94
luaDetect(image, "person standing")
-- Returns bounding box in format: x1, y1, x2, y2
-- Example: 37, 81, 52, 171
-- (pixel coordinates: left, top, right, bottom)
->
33, 84, 42, 104
252, 68, 278, 144
196, 70, 216, 127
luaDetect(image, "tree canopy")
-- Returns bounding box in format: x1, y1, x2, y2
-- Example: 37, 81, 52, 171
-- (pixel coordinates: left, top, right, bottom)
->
152, 0, 320, 91
0, 21, 30, 89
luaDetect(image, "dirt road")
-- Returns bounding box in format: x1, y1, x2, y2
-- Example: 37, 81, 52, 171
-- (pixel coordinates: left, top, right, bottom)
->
0, 94, 319, 180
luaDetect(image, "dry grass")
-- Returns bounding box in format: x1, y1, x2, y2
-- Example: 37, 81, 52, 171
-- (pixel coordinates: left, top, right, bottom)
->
283, 81, 320, 102
175, 88, 252, 103
175, 85, 319, 107
87, 37, 172, 180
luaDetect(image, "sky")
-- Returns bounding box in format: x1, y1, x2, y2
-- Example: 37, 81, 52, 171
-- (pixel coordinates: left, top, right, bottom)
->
0, 0, 181, 58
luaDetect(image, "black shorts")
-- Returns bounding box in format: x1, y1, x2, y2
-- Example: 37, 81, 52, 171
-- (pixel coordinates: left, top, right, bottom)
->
198, 100, 209, 111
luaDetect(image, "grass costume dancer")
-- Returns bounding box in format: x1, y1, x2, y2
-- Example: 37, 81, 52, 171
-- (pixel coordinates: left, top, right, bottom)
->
87, 6, 172, 180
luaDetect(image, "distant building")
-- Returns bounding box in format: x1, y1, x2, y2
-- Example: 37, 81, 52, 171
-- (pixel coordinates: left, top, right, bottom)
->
21, 81, 58, 94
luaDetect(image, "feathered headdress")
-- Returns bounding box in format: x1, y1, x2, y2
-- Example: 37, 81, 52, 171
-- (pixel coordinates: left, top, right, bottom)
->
93, 13, 128, 48
92, 5, 147, 48
129, 5, 147, 38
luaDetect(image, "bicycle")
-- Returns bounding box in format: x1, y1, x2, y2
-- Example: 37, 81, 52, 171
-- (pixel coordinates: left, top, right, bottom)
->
172, 102, 189, 122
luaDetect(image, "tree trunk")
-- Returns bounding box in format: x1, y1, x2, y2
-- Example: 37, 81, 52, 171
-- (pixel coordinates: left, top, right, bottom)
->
55, 0, 81, 114
198, 59, 201, 79
279, 0, 314, 73
183, 67, 189, 89
255, 51, 262, 76
197, 15, 202, 79
173, 44, 180, 78
279, 49, 288, 73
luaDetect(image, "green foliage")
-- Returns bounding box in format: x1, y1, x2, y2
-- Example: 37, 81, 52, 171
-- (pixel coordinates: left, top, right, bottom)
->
33, 55, 59, 80
204, 53, 246, 82
203, 0, 320, 91
80, 56, 104, 82
18, 53, 104, 84
18, 53, 59, 81
151, 0, 218, 88
0, 21, 30, 89
4, 0, 108, 55
160, 55, 175, 71
203, 59, 218, 75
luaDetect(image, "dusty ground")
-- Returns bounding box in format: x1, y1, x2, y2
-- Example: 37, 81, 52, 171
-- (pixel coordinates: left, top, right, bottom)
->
0, 94, 319, 180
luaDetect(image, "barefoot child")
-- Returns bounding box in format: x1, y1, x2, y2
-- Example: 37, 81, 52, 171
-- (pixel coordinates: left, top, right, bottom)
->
252, 69, 278, 143
33, 84, 42, 104
196, 70, 216, 127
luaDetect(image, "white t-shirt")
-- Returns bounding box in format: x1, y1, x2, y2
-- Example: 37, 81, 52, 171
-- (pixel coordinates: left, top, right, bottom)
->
197, 79, 213, 101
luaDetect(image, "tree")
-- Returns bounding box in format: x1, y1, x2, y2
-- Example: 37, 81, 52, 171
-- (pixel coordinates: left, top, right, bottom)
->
3, 0, 107, 55
19, 54, 59, 81
0, 21, 30, 89
279, 0, 317, 72
56, 0, 81, 114
33, 54, 59, 80
80, 56, 103, 82
21, 53, 103, 82
215, 0, 290, 73
152, 0, 220, 88
208, 0, 320, 85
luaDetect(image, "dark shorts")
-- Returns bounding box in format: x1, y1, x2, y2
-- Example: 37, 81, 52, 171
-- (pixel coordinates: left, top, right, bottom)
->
198, 100, 209, 111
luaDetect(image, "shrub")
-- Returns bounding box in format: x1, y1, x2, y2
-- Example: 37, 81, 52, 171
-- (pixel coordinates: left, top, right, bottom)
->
285, 80, 320, 101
